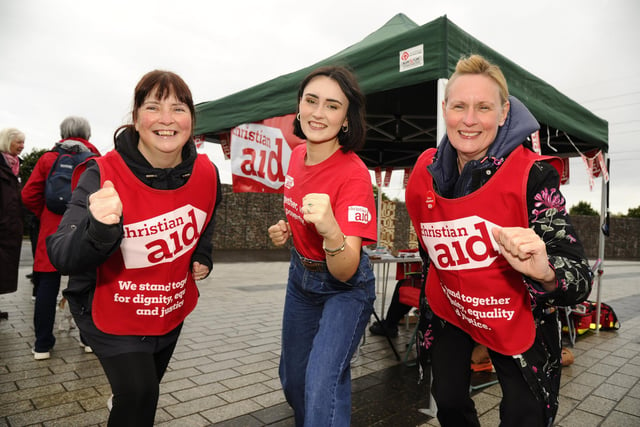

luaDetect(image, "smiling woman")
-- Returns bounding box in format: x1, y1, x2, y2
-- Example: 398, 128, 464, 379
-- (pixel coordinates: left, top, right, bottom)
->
46, 70, 223, 427
406, 54, 593, 427
268, 66, 377, 427
129, 71, 197, 168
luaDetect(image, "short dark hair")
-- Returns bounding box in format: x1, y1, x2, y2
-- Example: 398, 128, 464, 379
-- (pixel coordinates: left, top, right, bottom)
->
293, 65, 367, 152
115, 70, 196, 143
132, 70, 195, 131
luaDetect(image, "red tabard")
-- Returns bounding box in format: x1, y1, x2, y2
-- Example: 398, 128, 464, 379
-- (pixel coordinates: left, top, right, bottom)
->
92, 152, 217, 335
406, 146, 560, 355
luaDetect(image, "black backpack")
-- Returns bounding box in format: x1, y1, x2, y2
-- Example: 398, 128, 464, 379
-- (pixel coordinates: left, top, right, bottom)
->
44, 146, 96, 214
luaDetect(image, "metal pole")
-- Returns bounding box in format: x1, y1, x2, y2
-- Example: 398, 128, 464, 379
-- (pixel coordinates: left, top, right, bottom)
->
595, 152, 608, 334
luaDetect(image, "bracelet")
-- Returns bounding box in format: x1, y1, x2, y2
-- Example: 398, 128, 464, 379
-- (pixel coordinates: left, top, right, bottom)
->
323, 235, 346, 256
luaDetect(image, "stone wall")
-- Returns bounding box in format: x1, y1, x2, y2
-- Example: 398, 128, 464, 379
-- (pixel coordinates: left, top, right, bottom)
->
212, 185, 640, 261
570, 215, 640, 260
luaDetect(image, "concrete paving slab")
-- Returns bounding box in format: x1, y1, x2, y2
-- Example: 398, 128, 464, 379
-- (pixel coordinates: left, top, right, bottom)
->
1, 242, 639, 426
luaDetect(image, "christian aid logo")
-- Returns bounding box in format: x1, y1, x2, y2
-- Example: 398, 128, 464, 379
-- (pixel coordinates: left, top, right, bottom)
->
348, 205, 371, 224
420, 216, 500, 270
120, 205, 207, 269
230, 123, 293, 190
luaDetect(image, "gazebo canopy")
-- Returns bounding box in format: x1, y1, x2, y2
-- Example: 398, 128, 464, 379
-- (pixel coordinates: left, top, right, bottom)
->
195, 14, 608, 168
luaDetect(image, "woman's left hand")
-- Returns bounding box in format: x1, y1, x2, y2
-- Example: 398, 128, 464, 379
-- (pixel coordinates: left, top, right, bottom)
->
192, 261, 210, 281
302, 193, 339, 238
491, 226, 556, 290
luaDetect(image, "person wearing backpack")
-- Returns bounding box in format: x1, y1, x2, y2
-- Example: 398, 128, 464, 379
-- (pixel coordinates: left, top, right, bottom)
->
22, 116, 101, 360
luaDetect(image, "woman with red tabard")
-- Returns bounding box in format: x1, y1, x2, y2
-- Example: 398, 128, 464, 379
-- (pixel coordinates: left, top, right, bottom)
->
47, 70, 222, 427
406, 55, 592, 427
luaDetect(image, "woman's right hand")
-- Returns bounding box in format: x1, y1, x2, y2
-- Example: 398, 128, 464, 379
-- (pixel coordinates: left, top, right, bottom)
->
88, 180, 123, 225
268, 220, 290, 247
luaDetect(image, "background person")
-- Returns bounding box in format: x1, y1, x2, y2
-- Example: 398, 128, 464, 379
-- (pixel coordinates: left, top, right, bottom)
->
268, 65, 377, 427
368, 277, 413, 338
405, 55, 592, 426
47, 70, 222, 427
21, 117, 101, 358
0, 127, 26, 319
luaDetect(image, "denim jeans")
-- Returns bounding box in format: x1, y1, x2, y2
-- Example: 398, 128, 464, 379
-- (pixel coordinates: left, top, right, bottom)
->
280, 248, 375, 427
33, 271, 61, 352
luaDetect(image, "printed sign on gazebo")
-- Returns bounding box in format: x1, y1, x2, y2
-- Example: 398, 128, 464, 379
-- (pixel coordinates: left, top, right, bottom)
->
228, 114, 303, 193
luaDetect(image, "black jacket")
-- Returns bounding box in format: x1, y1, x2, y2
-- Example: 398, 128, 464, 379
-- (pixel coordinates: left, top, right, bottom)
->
47, 127, 222, 311
0, 156, 23, 294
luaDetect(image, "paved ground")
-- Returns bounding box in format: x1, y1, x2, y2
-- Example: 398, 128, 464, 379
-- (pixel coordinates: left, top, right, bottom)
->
1, 242, 639, 426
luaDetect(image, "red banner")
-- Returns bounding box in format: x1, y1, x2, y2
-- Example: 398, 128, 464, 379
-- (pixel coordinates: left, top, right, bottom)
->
531, 131, 541, 155
383, 167, 393, 187
229, 114, 304, 193
560, 158, 570, 185
581, 150, 609, 190
596, 151, 609, 182
193, 135, 205, 150
403, 167, 412, 189
219, 133, 231, 160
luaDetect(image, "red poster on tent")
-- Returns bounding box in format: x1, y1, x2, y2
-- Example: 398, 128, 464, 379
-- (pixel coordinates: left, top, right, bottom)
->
560, 158, 570, 185
229, 114, 304, 193
596, 151, 609, 182
582, 150, 599, 191
403, 167, 412, 189
194, 135, 205, 150
383, 167, 393, 187
580, 150, 609, 190
219, 133, 231, 160
374, 167, 382, 187
531, 131, 541, 155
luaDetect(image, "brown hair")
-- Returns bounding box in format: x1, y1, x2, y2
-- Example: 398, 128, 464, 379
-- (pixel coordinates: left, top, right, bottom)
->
292, 65, 367, 152
115, 70, 195, 141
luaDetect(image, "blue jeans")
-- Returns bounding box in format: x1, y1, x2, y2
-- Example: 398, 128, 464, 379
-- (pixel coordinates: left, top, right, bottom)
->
33, 271, 61, 352
280, 249, 375, 427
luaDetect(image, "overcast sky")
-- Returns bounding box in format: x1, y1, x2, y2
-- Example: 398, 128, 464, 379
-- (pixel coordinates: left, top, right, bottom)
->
1, 0, 638, 214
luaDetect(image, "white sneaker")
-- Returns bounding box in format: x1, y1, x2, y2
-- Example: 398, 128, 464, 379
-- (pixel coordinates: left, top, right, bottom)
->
79, 342, 93, 353
32, 349, 50, 360
107, 394, 113, 411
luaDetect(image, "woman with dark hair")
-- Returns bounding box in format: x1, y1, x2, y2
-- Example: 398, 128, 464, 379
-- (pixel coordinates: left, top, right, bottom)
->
268, 65, 377, 427
47, 70, 222, 426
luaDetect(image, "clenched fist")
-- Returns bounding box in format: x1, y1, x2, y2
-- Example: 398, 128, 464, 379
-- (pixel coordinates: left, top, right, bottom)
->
268, 220, 291, 247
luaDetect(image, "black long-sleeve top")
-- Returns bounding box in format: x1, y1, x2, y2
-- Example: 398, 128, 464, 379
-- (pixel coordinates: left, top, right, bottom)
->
47, 127, 222, 310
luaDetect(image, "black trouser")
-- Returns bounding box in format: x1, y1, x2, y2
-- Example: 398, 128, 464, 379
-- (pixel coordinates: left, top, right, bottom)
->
98, 344, 177, 427
384, 280, 412, 325
430, 317, 556, 427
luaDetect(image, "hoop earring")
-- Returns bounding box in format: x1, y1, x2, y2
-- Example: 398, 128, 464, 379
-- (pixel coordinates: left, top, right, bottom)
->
341, 124, 348, 133
296, 113, 301, 121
